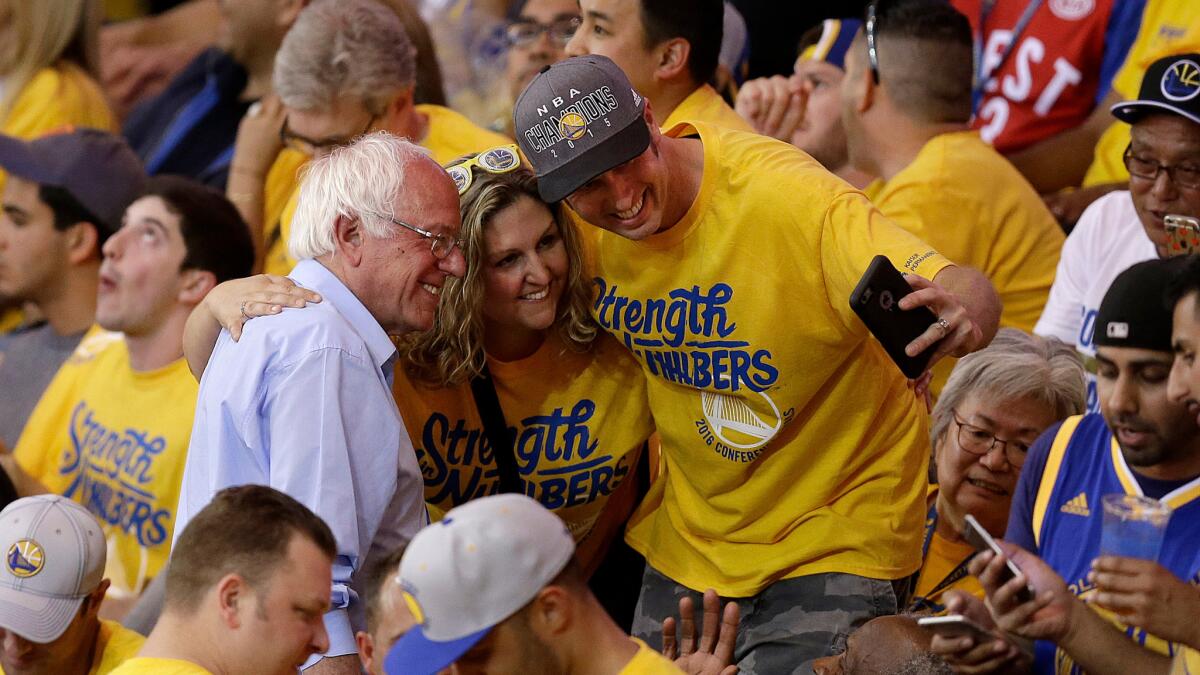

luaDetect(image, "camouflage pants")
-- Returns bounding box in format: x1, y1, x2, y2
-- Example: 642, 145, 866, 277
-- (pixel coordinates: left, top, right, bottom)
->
631, 564, 898, 675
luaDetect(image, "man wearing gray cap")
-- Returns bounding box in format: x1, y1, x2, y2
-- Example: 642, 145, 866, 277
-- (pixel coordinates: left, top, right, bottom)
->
0, 494, 144, 674
515, 54, 1001, 671
0, 129, 147, 449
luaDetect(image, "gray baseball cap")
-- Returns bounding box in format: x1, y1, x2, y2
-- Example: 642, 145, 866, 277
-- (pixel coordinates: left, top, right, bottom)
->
0, 495, 106, 643
0, 128, 147, 234
514, 55, 651, 203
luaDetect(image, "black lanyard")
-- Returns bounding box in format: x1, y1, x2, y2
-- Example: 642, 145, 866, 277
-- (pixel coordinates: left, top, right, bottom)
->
908, 503, 978, 612
469, 365, 524, 494
972, 0, 1045, 110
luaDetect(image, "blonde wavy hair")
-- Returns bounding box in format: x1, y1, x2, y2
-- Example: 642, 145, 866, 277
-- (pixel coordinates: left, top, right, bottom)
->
401, 161, 598, 385
0, 0, 100, 117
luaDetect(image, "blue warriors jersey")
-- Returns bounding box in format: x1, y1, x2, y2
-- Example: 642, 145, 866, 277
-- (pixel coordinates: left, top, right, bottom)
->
1030, 415, 1200, 674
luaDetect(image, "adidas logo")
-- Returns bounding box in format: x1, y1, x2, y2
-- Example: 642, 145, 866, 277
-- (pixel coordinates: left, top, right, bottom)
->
1060, 492, 1091, 517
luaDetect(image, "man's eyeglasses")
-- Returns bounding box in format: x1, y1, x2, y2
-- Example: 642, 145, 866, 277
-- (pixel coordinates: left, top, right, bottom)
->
446, 145, 522, 195
368, 213, 463, 260
506, 16, 581, 47
280, 115, 378, 156
952, 412, 1029, 467
865, 1, 881, 84
1123, 144, 1200, 190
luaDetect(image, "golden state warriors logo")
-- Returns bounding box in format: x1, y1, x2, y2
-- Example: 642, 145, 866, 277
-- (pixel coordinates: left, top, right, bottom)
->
1162, 60, 1200, 102
6, 540, 45, 578
558, 112, 587, 141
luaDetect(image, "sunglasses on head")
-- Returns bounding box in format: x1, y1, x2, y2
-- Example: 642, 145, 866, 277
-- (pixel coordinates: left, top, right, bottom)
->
446, 145, 523, 195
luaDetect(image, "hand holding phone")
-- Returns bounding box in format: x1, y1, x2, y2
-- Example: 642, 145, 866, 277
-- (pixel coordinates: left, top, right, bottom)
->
849, 255, 940, 378
962, 514, 1034, 604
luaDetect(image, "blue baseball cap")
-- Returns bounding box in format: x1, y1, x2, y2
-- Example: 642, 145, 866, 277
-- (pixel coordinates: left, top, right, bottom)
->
0, 128, 147, 233
384, 495, 575, 675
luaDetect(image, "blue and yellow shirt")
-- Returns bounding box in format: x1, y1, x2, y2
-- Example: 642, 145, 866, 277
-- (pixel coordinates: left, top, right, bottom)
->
1008, 414, 1200, 674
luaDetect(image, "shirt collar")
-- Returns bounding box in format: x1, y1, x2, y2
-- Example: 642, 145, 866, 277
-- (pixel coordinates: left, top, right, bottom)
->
290, 260, 397, 370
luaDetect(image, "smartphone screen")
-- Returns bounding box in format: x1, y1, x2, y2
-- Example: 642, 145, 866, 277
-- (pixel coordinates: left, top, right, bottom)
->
962, 515, 1034, 604
917, 614, 991, 642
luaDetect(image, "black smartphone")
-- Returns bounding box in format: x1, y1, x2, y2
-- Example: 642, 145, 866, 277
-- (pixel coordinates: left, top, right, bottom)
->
962, 514, 1034, 604
849, 255, 939, 379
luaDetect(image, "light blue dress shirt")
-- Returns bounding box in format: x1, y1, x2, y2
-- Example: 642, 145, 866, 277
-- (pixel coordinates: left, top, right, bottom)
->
177, 259, 426, 663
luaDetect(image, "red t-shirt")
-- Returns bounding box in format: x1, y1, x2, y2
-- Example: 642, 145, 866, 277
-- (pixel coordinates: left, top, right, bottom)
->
951, 0, 1144, 154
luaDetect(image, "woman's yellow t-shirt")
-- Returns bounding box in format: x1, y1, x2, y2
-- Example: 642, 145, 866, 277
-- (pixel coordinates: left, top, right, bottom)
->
393, 332, 652, 542
1, 63, 116, 194
14, 332, 198, 598
584, 121, 951, 597
262, 104, 510, 275
1173, 647, 1200, 675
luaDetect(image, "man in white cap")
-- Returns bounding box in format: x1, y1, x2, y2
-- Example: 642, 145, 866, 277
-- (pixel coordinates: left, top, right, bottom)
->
385, 494, 722, 674
0, 495, 144, 675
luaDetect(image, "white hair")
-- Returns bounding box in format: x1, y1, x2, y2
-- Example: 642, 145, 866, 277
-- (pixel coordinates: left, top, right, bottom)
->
289, 132, 438, 261
930, 328, 1086, 448
273, 0, 417, 114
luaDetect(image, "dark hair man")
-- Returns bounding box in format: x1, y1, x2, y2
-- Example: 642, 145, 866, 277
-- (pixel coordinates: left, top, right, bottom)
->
109, 485, 337, 675
0, 129, 146, 449
564, 0, 750, 132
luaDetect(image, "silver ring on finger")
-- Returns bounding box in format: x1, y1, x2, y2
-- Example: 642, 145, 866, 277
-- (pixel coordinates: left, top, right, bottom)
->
240, 301, 250, 319
935, 317, 951, 334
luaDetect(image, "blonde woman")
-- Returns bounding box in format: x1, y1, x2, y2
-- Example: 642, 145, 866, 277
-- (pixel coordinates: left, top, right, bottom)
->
0, 0, 114, 137
183, 146, 654, 626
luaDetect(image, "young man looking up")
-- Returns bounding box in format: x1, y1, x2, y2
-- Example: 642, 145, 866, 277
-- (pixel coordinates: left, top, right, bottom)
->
7, 176, 255, 615
0, 130, 146, 448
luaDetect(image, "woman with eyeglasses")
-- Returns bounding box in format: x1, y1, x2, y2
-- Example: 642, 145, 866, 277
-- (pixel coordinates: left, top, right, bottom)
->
182, 145, 654, 626
906, 328, 1085, 615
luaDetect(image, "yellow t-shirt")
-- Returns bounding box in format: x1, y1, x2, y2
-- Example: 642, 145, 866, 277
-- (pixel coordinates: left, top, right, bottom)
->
262, 104, 511, 276
1082, 0, 1200, 187
619, 639, 686, 674
1, 63, 116, 195
394, 332, 652, 542
107, 658, 213, 675
0, 620, 144, 675
14, 334, 198, 598
873, 131, 1063, 396
260, 148, 311, 277
586, 121, 951, 596
661, 84, 754, 133
1172, 647, 1200, 675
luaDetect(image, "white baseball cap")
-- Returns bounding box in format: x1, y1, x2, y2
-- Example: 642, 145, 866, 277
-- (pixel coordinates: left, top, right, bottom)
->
0, 495, 106, 643
384, 494, 575, 675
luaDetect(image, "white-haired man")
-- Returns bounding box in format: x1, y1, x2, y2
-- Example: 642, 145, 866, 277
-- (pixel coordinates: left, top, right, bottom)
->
177, 132, 465, 674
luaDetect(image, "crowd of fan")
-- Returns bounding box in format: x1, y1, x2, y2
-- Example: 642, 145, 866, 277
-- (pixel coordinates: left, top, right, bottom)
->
0, 0, 1198, 674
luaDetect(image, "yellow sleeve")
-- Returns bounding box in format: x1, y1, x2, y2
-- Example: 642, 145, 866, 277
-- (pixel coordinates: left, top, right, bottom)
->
819, 190, 951, 332
4, 65, 116, 137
